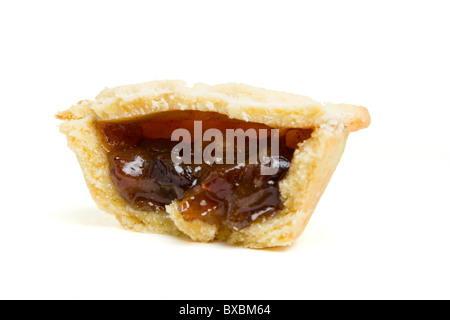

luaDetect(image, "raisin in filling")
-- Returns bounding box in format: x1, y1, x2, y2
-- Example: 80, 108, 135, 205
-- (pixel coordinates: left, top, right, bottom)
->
97, 111, 312, 231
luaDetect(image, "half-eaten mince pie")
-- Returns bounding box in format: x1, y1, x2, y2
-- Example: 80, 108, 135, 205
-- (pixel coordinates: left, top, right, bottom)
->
56, 81, 370, 248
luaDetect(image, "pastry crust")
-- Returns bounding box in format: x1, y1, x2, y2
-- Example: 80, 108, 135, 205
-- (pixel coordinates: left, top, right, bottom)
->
56, 80, 370, 248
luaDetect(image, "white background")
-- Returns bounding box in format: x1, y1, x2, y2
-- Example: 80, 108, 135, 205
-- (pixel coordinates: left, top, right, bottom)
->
1, 1, 449, 300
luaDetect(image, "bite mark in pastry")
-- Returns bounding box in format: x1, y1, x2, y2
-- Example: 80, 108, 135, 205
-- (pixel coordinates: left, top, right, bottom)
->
56, 80, 370, 248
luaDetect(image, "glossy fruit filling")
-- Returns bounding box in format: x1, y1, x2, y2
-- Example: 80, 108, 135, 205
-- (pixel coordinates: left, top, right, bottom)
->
97, 111, 312, 231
